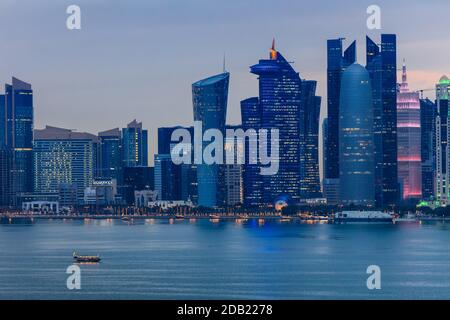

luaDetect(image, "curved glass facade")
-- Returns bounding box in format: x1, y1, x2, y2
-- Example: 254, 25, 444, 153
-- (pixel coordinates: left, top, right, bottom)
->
339, 64, 375, 205
192, 72, 229, 207
397, 64, 421, 200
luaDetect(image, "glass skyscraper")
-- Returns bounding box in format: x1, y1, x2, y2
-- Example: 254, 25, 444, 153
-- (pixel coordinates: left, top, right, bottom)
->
192, 72, 229, 207
435, 76, 450, 206
366, 34, 399, 207
248, 42, 302, 204
241, 97, 263, 206
98, 128, 122, 182
299, 80, 322, 199
420, 98, 437, 200
122, 120, 148, 167
397, 63, 422, 200
33, 126, 98, 204
326, 38, 356, 180
339, 64, 375, 205
1, 78, 34, 205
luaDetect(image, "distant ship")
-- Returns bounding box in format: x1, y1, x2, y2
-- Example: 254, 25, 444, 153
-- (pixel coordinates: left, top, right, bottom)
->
334, 211, 393, 223
73, 251, 101, 263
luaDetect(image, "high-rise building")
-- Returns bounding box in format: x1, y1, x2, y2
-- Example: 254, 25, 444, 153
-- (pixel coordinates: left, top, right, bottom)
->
326, 38, 356, 180
420, 98, 437, 200
192, 72, 229, 207
122, 120, 148, 167
397, 63, 421, 201
366, 34, 399, 207
98, 128, 122, 183
33, 126, 98, 203
1, 78, 34, 205
248, 41, 302, 204
240, 97, 263, 206
300, 80, 322, 199
155, 126, 197, 203
0, 148, 12, 206
339, 64, 375, 205
223, 125, 243, 206
435, 76, 450, 206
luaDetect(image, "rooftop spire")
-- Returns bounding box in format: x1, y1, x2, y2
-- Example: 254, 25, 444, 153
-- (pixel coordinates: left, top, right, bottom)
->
270, 37, 277, 60
400, 59, 409, 93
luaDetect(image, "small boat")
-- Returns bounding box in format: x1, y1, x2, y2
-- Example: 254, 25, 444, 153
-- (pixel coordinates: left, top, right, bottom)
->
209, 214, 220, 219
175, 214, 185, 219
73, 251, 101, 263
280, 216, 292, 222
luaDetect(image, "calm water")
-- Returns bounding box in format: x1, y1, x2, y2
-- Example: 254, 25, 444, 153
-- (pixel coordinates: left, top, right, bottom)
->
1, 218, 450, 300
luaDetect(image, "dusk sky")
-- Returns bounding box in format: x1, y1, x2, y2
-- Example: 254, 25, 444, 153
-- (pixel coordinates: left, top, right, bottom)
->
0, 0, 448, 168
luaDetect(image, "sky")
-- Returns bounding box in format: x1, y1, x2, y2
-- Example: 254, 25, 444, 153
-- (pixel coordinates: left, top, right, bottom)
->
0, 0, 449, 171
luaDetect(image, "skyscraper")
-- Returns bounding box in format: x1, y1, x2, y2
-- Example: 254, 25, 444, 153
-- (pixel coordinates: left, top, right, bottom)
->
300, 80, 322, 199
339, 64, 375, 205
156, 126, 197, 202
33, 126, 98, 203
2, 78, 34, 205
397, 63, 421, 201
326, 38, 356, 180
420, 98, 437, 200
435, 76, 450, 206
241, 97, 263, 206
248, 41, 302, 203
98, 128, 122, 182
192, 72, 229, 207
122, 120, 148, 167
366, 34, 399, 207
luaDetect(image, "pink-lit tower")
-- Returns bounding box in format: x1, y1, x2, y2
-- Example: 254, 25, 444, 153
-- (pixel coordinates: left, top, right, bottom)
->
397, 62, 422, 200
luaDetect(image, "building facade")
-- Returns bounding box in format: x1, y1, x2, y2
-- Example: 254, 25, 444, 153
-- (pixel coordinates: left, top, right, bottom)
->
339, 64, 375, 205
397, 63, 421, 201
435, 76, 450, 206
98, 128, 122, 183
326, 38, 356, 180
420, 98, 437, 200
192, 72, 229, 207
1, 78, 34, 205
33, 126, 98, 204
122, 120, 148, 167
366, 34, 399, 207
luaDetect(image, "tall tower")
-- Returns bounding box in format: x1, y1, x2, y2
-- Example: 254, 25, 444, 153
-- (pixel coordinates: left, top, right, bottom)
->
192, 72, 229, 207
247, 41, 302, 203
339, 64, 375, 205
366, 34, 398, 207
4, 77, 34, 205
397, 63, 421, 201
435, 76, 450, 206
326, 38, 356, 180
122, 120, 148, 167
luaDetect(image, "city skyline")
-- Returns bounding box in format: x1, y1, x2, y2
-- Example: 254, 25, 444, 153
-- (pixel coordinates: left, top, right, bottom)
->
1, 0, 449, 171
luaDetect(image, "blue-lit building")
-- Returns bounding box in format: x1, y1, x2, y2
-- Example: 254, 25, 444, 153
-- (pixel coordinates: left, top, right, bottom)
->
241, 42, 321, 205
339, 64, 375, 205
122, 120, 148, 167
326, 39, 356, 180
0, 78, 34, 205
98, 128, 122, 182
155, 126, 197, 202
420, 98, 437, 200
33, 126, 98, 204
250, 42, 302, 203
241, 97, 263, 206
192, 72, 229, 207
300, 80, 322, 199
366, 34, 399, 207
